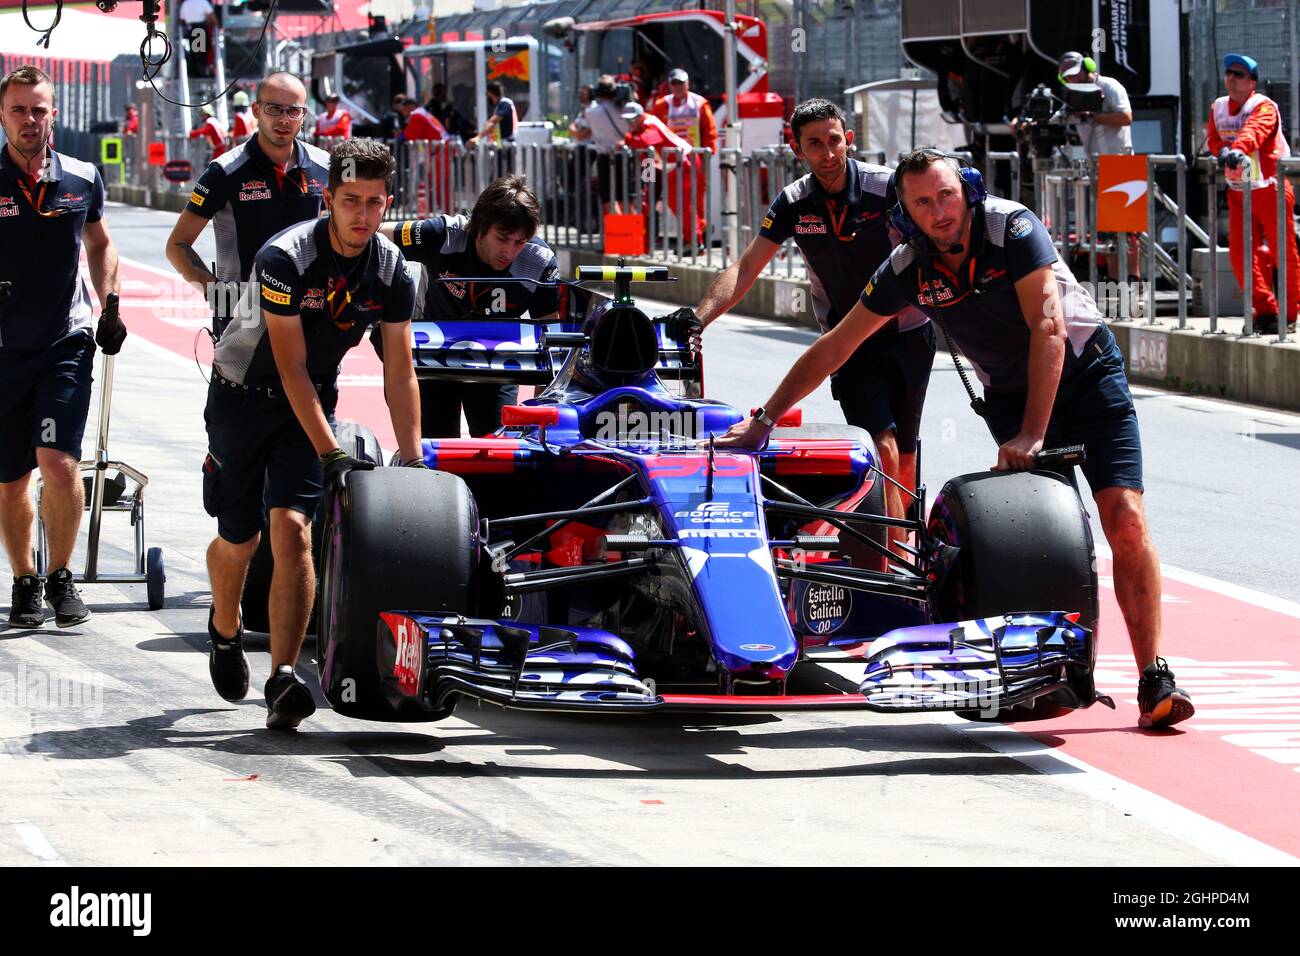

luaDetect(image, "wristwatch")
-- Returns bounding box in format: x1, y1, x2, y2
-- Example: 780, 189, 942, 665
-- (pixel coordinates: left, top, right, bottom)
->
752, 407, 777, 429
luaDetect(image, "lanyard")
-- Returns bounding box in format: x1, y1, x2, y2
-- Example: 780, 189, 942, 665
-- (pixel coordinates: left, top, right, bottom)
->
273, 164, 309, 195
15, 174, 65, 219
326, 275, 353, 329
825, 198, 852, 242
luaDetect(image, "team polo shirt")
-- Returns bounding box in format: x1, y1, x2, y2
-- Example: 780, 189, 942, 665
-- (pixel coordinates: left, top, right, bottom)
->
391, 214, 561, 320
213, 218, 414, 385
0, 148, 103, 350
186, 134, 330, 282
859, 197, 1103, 392
758, 159, 927, 336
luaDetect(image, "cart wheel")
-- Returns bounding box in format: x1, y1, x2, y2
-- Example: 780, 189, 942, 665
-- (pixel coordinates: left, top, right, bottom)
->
146, 547, 166, 610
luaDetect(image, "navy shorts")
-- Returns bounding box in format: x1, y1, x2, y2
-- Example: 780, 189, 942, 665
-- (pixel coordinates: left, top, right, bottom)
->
983, 325, 1144, 494
830, 321, 937, 454
419, 379, 517, 438
0, 330, 95, 484
202, 381, 337, 544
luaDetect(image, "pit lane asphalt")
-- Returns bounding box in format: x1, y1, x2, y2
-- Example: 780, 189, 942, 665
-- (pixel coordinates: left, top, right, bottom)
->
0, 203, 1294, 866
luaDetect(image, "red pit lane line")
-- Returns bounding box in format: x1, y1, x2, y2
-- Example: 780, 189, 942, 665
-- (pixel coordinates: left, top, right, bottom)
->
111, 260, 1300, 855
111, 257, 399, 447
1011, 555, 1300, 858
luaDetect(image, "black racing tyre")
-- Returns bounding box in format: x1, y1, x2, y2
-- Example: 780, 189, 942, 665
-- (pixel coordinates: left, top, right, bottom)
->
772, 423, 890, 572
239, 421, 385, 634
926, 470, 1097, 721
316, 468, 480, 722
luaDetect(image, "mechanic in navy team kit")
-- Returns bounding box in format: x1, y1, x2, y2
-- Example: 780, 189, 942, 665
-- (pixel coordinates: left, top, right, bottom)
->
718, 148, 1193, 729
381, 174, 561, 438
166, 71, 330, 331
680, 99, 936, 528
0, 65, 127, 630
202, 139, 422, 730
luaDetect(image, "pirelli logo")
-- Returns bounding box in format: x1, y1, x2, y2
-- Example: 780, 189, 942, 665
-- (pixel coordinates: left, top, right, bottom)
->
190, 191, 205, 207
261, 286, 292, 306
401, 221, 413, 246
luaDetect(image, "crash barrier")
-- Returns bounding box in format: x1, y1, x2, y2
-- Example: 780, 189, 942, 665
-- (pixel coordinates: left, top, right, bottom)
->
380, 138, 815, 280
1145, 155, 1190, 329
1277, 157, 1300, 344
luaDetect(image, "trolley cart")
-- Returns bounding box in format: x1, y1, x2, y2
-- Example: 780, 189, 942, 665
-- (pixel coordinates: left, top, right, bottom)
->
34, 349, 166, 609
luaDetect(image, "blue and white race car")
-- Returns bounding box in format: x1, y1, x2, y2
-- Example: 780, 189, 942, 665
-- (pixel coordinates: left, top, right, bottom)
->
313, 266, 1109, 724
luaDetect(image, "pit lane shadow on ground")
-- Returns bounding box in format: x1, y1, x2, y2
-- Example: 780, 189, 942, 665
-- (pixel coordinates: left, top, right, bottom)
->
12, 692, 1086, 783
18, 708, 456, 761
315, 704, 1079, 782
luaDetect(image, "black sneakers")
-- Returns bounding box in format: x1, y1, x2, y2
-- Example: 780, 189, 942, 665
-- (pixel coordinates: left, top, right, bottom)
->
208, 606, 250, 702
44, 568, 90, 628
265, 664, 316, 731
1138, 657, 1195, 729
8, 575, 46, 628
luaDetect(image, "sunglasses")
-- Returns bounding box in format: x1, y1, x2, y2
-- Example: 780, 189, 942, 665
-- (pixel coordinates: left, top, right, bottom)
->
1225, 69, 1250, 79
258, 102, 308, 119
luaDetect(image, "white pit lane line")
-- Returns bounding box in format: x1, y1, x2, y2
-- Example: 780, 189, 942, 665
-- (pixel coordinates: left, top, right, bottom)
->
12, 821, 66, 867
940, 715, 1298, 865
944, 543, 1300, 865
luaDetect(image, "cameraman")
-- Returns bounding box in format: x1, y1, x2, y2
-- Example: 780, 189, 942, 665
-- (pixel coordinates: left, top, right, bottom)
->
1057, 51, 1133, 157
584, 76, 631, 215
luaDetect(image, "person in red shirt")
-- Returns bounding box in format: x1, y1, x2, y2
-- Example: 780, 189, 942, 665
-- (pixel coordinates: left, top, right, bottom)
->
397, 99, 450, 212
652, 68, 716, 242
229, 90, 254, 143
1207, 53, 1299, 334
313, 94, 352, 140
122, 103, 139, 136
189, 104, 228, 159
399, 100, 448, 142
619, 102, 705, 244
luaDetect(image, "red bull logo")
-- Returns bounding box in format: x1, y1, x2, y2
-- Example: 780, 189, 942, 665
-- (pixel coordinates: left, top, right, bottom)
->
487, 49, 529, 83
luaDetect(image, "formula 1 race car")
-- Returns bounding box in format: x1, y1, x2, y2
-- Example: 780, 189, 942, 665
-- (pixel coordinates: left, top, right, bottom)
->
313, 266, 1108, 724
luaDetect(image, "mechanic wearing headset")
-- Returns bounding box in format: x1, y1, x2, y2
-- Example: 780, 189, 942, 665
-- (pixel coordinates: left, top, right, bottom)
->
380, 174, 562, 439
202, 138, 421, 730
677, 98, 936, 531
167, 71, 330, 337
716, 148, 1194, 730
0, 65, 127, 631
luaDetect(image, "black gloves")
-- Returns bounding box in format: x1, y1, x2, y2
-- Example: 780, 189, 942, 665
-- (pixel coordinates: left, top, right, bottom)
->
95, 292, 128, 355
1218, 147, 1247, 170
663, 306, 704, 358
320, 448, 375, 490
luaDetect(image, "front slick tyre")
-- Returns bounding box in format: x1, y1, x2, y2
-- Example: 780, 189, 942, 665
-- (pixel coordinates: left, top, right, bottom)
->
316, 467, 479, 722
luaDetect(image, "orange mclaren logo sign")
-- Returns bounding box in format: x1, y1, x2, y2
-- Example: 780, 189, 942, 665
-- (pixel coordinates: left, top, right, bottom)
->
487, 50, 530, 82
1096, 154, 1150, 233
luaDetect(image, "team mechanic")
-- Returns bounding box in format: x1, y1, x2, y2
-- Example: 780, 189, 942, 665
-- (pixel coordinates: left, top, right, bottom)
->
202, 139, 422, 729
166, 70, 329, 332
674, 99, 936, 529
717, 148, 1193, 729
379, 174, 561, 438
0, 65, 127, 629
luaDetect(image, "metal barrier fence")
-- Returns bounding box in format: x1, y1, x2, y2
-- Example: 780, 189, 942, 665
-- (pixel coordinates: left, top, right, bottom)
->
117, 133, 1299, 342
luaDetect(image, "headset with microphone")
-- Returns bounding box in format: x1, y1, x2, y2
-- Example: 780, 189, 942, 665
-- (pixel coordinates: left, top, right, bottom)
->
887, 150, 987, 243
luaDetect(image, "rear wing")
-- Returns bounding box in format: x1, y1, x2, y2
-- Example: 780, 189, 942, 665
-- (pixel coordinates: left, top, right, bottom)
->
410, 266, 694, 386
411, 317, 695, 385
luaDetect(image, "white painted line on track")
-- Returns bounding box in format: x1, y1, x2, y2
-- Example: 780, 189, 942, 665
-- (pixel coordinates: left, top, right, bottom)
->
12, 821, 66, 867
941, 716, 1300, 865
1095, 542, 1300, 621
